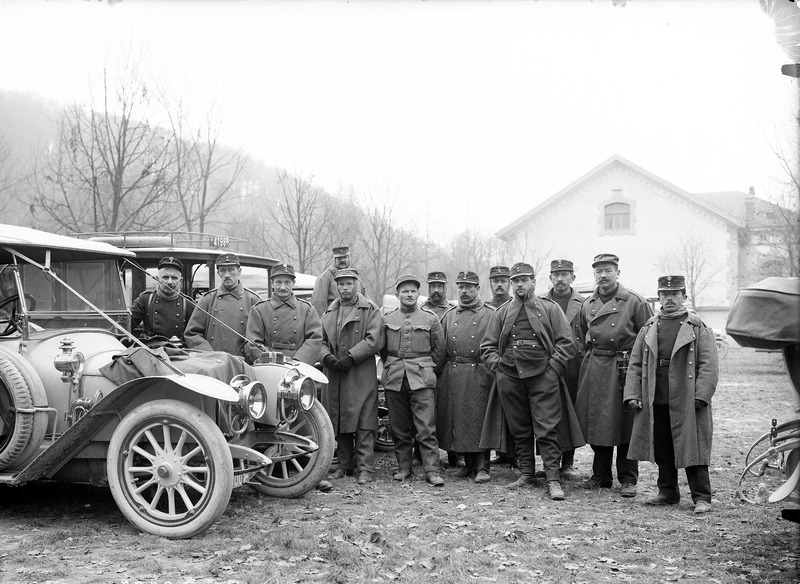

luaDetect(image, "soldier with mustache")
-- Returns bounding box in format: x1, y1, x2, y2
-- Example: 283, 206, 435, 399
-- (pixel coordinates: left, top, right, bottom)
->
312, 246, 361, 317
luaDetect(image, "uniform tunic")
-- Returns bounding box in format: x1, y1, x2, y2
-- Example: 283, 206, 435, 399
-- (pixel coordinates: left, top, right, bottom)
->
486, 294, 511, 309
624, 312, 718, 467
311, 266, 338, 317
130, 290, 192, 340
184, 282, 261, 357
245, 294, 322, 365
421, 299, 456, 320
575, 283, 653, 446
436, 300, 495, 452
320, 294, 382, 434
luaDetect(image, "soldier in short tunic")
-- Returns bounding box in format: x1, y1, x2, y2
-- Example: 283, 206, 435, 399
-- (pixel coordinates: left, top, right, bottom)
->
129, 256, 192, 340
436, 271, 496, 483
312, 246, 364, 317
245, 263, 322, 365
575, 253, 653, 496
380, 274, 446, 486
545, 259, 586, 480
421, 271, 456, 319
184, 253, 261, 357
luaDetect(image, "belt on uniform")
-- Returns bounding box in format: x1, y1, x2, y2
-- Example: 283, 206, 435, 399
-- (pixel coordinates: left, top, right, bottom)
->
272, 342, 296, 350
591, 348, 617, 356
658, 358, 671, 367
511, 339, 540, 348
450, 356, 481, 364
387, 351, 429, 358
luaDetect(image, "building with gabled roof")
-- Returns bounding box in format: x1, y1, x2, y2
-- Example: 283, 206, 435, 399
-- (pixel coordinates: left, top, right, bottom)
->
496, 154, 789, 331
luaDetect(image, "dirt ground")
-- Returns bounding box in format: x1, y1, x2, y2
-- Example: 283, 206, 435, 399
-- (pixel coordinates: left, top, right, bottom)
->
1, 347, 798, 584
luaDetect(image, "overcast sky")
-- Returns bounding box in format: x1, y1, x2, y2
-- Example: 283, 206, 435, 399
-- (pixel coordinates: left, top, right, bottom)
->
0, 0, 796, 245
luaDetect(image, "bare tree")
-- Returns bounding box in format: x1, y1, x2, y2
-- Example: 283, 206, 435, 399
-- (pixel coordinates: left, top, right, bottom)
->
514, 230, 553, 278
660, 232, 721, 311
29, 62, 175, 233
357, 199, 423, 300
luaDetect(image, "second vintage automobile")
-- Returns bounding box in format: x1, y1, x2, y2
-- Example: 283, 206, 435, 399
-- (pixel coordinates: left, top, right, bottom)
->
0, 224, 334, 538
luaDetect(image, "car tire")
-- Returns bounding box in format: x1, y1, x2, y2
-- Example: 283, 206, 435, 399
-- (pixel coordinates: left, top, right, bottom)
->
107, 399, 233, 539
0, 349, 48, 471
248, 401, 335, 498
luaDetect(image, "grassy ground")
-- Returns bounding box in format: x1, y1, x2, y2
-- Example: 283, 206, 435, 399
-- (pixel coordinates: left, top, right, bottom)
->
1, 347, 798, 584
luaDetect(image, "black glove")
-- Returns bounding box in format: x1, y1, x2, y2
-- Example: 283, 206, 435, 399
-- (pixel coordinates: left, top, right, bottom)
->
625, 399, 643, 411
322, 354, 338, 369
695, 399, 708, 409
334, 355, 355, 371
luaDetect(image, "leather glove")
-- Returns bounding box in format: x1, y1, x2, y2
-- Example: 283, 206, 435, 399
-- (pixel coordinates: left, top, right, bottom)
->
322, 354, 338, 369
695, 399, 708, 409
625, 399, 643, 411
334, 355, 355, 371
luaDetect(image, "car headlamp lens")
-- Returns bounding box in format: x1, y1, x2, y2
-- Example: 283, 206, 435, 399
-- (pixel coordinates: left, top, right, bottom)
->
299, 377, 315, 411
246, 382, 267, 419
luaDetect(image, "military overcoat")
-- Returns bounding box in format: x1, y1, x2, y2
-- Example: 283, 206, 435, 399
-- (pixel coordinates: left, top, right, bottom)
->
623, 312, 718, 467
435, 300, 495, 452
184, 283, 261, 357
545, 287, 586, 400
130, 290, 192, 340
575, 283, 653, 446
320, 294, 382, 434
479, 292, 585, 451
379, 306, 445, 391
244, 294, 322, 365
421, 299, 456, 321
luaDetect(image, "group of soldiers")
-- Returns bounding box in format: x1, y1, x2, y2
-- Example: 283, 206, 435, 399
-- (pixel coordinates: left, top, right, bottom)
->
131, 246, 719, 512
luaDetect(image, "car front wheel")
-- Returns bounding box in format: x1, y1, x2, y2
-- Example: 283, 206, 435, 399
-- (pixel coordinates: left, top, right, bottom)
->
107, 399, 233, 539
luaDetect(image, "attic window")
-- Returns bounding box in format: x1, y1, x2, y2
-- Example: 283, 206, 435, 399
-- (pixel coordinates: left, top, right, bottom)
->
604, 202, 630, 230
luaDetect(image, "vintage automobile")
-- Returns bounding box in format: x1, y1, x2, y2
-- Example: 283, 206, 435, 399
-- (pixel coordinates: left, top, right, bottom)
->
0, 224, 334, 538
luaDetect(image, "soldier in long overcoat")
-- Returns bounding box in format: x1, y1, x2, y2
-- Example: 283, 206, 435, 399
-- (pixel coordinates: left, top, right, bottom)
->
624, 275, 718, 513
130, 256, 192, 341
244, 263, 322, 365
545, 259, 586, 479
319, 268, 382, 484
436, 271, 496, 483
184, 253, 261, 357
575, 253, 653, 496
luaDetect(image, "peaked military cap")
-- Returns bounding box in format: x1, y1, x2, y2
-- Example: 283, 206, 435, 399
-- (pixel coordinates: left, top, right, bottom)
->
334, 268, 359, 281
427, 271, 448, 283
271, 263, 296, 279
489, 265, 511, 278
657, 275, 686, 292
509, 262, 535, 279
395, 274, 421, 290
549, 259, 574, 273
332, 246, 350, 257
216, 253, 240, 267
591, 253, 619, 268
158, 256, 183, 271
456, 270, 480, 285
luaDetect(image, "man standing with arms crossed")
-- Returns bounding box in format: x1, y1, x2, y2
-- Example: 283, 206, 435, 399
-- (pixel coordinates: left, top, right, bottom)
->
184, 253, 261, 358
319, 268, 382, 485
380, 274, 446, 486
575, 253, 652, 497
624, 275, 718, 514
481, 262, 576, 500
545, 259, 586, 480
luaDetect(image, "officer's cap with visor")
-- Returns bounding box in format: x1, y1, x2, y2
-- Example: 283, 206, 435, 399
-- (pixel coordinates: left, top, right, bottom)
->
334, 268, 359, 281
395, 274, 422, 290
657, 275, 686, 292
216, 253, 241, 267
158, 256, 183, 271
271, 263, 296, 280
509, 262, 535, 279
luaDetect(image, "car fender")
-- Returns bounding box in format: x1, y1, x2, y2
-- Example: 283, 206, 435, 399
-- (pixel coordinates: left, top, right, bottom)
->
3, 375, 236, 486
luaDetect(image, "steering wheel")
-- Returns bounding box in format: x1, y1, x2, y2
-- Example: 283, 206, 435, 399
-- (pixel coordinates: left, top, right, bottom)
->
0, 295, 21, 336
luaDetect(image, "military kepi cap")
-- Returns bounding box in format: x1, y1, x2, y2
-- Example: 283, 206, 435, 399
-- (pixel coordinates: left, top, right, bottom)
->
271, 263, 296, 279
550, 259, 574, 273
216, 253, 240, 267
510, 262, 535, 279
334, 268, 359, 281
657, 275, 686, 292
456, 270, 480, 285
332, 246, 350, 257
427, 271, 448, 283
489, 265, 510, 278
158, 256, 183, 271
395, 274, 421, 290
591, 253, 619, 268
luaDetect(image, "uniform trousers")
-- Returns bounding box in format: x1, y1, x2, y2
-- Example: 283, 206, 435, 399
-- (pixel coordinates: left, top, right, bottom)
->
336, 429, 375, 474
463, 451, 490, 473
385, 375, 440, 475
590, 443, 638, 486
653, 404, 711, 503
496, 368, 562, 481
